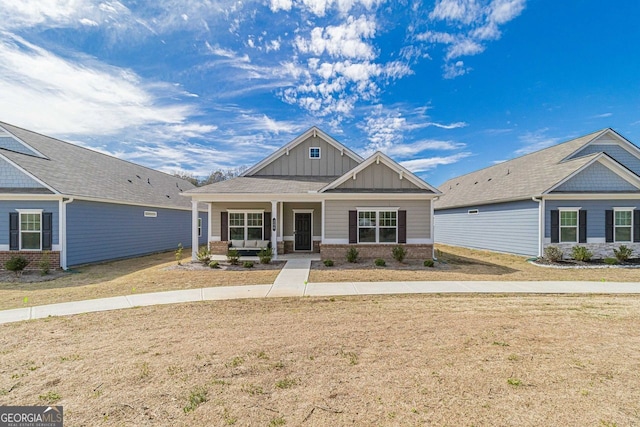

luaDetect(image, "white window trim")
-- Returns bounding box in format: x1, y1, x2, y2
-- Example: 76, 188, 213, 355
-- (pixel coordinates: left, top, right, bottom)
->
16, 209, 43, 251
558, 207, 580, 243
198, 217, 202, 238
613, 207, 635, 243
309, 147, 321, 159
228, 211, 264, 241
356, 208, 399, 244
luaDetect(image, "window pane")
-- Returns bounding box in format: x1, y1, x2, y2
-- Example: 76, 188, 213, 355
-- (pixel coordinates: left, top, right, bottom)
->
560, 211, 577, 226
21, 232, 40, 249
379, 211, 396, 227
358, 211, 376, 227
380, 227, 397, 243
359, 228, 376, 243
247, 213, 262, 227
247, 227, 262, 240
615, 227, 631, 242
615, 211, 632, 226
21, 213, 41, 231
229, 213, 244, 226
560, 227, 577, 242
229, 227, 244, 240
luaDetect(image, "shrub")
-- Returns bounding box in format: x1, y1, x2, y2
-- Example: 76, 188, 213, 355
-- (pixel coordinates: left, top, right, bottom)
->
423, 259, 434, 268
571, 245, 593, 262
604, 257, 619, 265
374, 258, 386, 267
346, 247, 359, 263
392, 245, 407, 263
613, 245, 633, 263
243, 261, 254, 268
323, 259, 334, 267
38, 251, 51, 276
5, 256, 30, 277
196, 247, 211, 264
209, 261, 220, 269
543, 246, 563, 262
227, 249, 240, 265
175, 243, 184, 265
258, 247, 272, 264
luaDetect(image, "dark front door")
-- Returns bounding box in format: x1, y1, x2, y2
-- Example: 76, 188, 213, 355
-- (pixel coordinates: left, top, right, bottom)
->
294, 213, 312, 251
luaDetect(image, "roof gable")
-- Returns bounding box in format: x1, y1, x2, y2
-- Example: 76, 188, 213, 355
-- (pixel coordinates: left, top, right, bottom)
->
0, 155, 48, 190
242, 127, 363, 177
322, 151, 441, 194
547, 154, 640, 193
0, 125, 47, 158
563, 128, 640, 162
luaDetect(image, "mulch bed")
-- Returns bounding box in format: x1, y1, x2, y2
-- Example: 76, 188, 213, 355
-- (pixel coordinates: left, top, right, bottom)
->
312, 259, 442, 270
0, 269, 68, 283
531, 258, 640, 269
166, 260, 285, 272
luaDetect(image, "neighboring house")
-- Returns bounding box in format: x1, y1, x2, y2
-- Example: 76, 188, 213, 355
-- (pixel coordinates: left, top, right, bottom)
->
184, 127, 440, 260
434, 128, 640, 258
0, 121, 208, 269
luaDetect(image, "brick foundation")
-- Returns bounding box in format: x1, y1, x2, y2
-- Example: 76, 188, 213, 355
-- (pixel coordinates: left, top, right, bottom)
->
209, 241, 230, 255
277, 241, 285, 254
0, 251, 60, 271
282, 240, 321, 254
544, 242, 640, 260
320, 244, 433, 261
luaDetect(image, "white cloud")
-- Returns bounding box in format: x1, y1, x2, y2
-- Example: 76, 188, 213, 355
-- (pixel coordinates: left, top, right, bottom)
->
384, 139, 467, 157
429, 0, 481, 24
443, 60, 470, 79
270, 0, 293, 12
401, 152, 472, 172
515, 128, 564, 155
295, 15, 376, 60
592, 112, 613, 119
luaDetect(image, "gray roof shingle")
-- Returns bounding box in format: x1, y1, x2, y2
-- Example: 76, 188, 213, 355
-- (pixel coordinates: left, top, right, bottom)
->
187, 176, 335, 194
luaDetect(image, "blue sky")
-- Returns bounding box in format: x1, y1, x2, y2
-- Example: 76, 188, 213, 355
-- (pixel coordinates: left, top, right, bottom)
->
1, 0, 639, 185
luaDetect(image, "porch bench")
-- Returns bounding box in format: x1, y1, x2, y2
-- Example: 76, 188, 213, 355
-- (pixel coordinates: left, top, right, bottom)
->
228, 240, 271, 256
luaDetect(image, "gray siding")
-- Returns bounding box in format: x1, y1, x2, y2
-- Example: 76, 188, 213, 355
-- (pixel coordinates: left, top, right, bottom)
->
545, 199, 640, 238
553, 162, 638, 192
0, 200, 59, 245
434, 200, 539, 256
283, 202, 322, 237
334, 162, 421, 191
0, 157, 44, 188
66, 200, 206, 266
210, 202, 272, 238
570, 144, 640, 176
325, 199, 431, 240
253, 135, 359, 176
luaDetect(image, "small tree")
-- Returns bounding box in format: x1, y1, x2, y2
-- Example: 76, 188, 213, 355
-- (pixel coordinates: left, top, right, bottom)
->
175, 243, 184, 265
392, 245, 407, 263
5, 256, 30, 277
346, 247, 359, 263
38, 251, 51, 276
258, 247, 272, 264
227, 249, 240, 265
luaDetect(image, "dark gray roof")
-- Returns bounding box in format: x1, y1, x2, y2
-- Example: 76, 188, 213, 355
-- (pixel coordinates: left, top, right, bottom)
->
0, 121, 196, 209
187, 175, 335, 194
435, 130, 611, 209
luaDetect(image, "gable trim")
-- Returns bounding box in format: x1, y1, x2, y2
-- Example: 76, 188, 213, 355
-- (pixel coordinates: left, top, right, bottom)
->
0, 152, 59, 194
241, 127, 364, 177
320, 151, 441, 194
561, 128, 640, 163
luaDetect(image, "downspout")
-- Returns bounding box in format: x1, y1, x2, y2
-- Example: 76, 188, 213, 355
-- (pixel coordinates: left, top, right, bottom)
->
431, 195, 440, 260
531, 196, 543, 258
61, 197, 74, 270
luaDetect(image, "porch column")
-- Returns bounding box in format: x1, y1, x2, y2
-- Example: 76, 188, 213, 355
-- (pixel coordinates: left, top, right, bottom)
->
271, 200, 278, 259
191, 200, 199, 261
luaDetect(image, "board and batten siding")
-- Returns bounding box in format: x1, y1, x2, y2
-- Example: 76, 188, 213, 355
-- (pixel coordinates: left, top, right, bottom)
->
324, 199, 431, 241
434, 200, 539, 256
66, 200, 206, 266
553, 162, 638, 193
210, 202, 272, 239
334, 162, 421, 191
252, 136, 359, 177
569, 144, 640, 176
0, 200, 59, 246
544, 199, 640, 239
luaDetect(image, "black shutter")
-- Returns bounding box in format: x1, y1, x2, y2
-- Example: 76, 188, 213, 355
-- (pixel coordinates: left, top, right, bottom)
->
264, 212, 271, 241
634, 210, 640, 243
398, 210, 407, 244
605, 210, 614, 243
221, 212, 228, 241
348, 210, 357, 244
550, 210, 559, 243
42, 212, 53, 250
9, 212, 19, 250
578, 210, 587, 243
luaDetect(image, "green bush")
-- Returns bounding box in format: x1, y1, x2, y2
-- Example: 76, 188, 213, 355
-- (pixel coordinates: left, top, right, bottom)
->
613, 245, 633, 262
323, 259, 334, 267
571, 245, 593, 262
392, 245, 407, 263
374, 258, 386, 267
196, 247, 211, 264
227, 249, 240, 265
208, 261, 220, 269
423, 259, 434, 268
604, 257, 619, 265
38, 251, 51, 276
346, 247, 359, 263
5, 256, 30, 277
243, 261, 254, 268
543, 246, 563, 262
258, 247, 272, 264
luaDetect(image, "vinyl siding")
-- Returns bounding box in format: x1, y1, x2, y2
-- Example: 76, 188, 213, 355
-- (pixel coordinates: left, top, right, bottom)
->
66, 200, 206, 266
283, 202, 322, 237
334, 162, 421, 191
325, 199, 431, 240
434, 200, 539, 256
553, 162, 638, 192
0, 157, 44, 188
210, 202, 272, 238
0, 200, 59, 245
0, 135, 42, 157
252, 136, 359, 176
569, 144, 640, 176
545, 199, 640, 239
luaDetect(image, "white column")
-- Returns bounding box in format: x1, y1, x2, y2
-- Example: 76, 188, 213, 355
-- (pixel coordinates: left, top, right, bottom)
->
271, 200, 278, 259
191, 200, 199, 261
59, 198, 66, 270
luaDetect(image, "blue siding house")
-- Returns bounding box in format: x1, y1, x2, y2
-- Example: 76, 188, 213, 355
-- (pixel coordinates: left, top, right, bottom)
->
434, 129, 640, 258
0, 121, 207, 269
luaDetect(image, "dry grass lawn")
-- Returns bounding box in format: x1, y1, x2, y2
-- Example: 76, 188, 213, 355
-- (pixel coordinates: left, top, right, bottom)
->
0, 252, 282, 311
309, 244, 640, 283
1, 295, 639, 426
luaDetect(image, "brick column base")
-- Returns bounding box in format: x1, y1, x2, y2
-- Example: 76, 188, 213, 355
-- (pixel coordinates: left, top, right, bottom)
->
209, 241, 229, 255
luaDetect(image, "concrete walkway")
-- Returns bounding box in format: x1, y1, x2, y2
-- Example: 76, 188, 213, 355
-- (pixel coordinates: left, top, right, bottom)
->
1, 258, 639, 325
